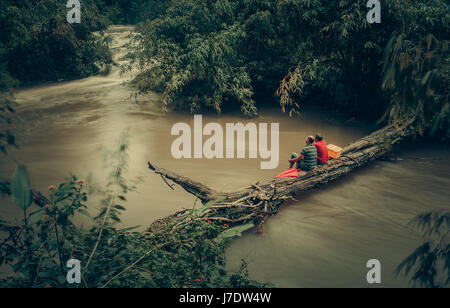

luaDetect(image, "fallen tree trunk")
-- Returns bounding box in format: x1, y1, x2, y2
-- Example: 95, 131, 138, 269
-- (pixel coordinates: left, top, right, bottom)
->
147, 119, 416, 233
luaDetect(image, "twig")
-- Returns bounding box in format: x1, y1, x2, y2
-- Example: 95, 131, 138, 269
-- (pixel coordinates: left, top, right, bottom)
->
160, 174, 174, 190
80, 271, 89, 289
53, 222, 65, 275
269, 181, 277, 201
34, 253, 43, 284
208, 213, 256, 223
83, 194, 116, 276
100, 239, 191, 288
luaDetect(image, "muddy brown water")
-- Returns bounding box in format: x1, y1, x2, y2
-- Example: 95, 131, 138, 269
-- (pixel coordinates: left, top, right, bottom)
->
1, 26, 449, 287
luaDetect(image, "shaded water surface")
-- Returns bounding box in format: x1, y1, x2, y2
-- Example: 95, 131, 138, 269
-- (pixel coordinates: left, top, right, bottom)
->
1, 26, 449, 287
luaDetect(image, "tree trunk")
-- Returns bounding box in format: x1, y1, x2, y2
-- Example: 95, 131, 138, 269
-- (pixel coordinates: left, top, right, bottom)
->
146, 119, 415, 233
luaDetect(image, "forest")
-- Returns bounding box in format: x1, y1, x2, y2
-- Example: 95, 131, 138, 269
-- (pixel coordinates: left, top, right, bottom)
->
0, 0, 448, 288
1, 1, 448, 137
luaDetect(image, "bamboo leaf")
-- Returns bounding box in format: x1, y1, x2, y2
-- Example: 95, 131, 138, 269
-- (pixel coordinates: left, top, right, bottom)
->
11, 165, 33, 210
28, 209, 44, 225
215, 222, 255, 242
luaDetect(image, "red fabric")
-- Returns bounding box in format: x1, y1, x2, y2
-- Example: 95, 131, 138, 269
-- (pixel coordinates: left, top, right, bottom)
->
276, 168, 301, 178
315, 140, 329, 164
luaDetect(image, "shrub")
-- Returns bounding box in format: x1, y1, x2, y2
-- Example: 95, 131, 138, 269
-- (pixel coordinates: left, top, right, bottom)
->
0, 136, 269, 288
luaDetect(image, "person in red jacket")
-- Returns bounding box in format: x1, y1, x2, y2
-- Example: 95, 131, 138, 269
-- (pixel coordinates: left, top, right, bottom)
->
314, 133, 329, 165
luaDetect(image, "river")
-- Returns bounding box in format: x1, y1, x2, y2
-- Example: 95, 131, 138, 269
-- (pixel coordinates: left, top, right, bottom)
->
1, 25, 449, 288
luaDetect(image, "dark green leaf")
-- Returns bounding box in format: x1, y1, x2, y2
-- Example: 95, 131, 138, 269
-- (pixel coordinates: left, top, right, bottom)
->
11, 165, 33, 210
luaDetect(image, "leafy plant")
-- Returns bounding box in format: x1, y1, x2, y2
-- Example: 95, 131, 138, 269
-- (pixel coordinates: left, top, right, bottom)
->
380, 34, 449, 139
11, 165, 33, 211
0, 136, 269, 288
396, 211, 449, 288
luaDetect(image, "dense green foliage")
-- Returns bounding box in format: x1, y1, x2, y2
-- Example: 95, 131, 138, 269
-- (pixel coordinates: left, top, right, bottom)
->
126, 0, 449, 138
381, 34, 449, 140
0, 71, 15, 195
396, 211, 449, 288
0, 89, 16, 154
0, 138, 268, 288
0, 0, 112, 85
95, 0, 172, 24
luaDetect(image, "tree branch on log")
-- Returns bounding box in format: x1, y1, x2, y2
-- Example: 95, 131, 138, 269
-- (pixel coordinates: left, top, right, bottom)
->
32, 190, 50, 208
147, 119, 416, 233
148, 161, 221, 203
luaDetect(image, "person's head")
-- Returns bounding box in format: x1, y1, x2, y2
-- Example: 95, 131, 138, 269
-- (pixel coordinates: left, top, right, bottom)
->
306, 136, 315, 145
315, 133, 323, 142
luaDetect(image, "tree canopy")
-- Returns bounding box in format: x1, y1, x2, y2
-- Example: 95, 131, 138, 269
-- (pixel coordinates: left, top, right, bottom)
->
0, 0, 112, 85
126, 0, 449, 138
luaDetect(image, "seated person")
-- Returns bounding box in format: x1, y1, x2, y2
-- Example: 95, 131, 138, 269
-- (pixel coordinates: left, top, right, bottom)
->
288, 136, 317, 171
314, 133, 329, 165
